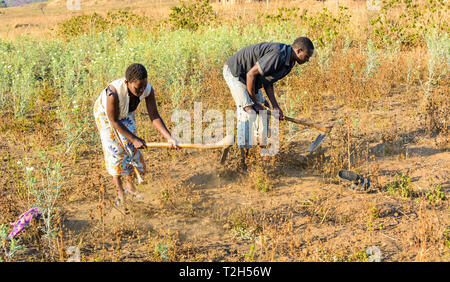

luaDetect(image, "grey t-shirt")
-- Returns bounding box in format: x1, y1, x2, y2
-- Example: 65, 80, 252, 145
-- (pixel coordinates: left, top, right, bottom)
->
225, 42, 295, 89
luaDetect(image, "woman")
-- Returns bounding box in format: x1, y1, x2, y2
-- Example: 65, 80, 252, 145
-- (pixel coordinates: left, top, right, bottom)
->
94, 63, 178, 206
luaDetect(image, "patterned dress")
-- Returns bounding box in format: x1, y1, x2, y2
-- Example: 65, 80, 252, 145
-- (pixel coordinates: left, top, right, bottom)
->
93, 78, 152, 176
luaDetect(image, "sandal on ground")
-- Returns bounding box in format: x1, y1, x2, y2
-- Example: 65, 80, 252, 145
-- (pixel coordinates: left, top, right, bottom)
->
125, 189, 143, 199
338, 170, 370, 191
115, 196, 124, 207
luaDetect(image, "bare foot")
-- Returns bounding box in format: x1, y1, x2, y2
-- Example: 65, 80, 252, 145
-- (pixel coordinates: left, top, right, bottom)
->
115, 191, 125, 206
125, 188, 143, 199
125, 175, 143, 199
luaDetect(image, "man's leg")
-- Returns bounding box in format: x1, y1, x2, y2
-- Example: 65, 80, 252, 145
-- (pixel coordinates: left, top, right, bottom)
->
223, 65, 254, 170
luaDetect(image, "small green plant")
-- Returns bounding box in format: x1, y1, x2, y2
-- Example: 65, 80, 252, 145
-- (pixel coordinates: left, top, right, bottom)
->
320, 249, 368, 262
386, 173, 415, 198
365, 39, 380, 79
338, 250, 368, 262
160, 189, 170, 203
230, 208, 260, 241
425, 184, 447, 205
154, 242, 170, 261
25, 152, 69, 259
366, 206, 380, 232
250, 165, 272, 193
444, 227, 450, 250
0, 224, 25, 262
232, 226, 256, 241
244, 244, 256, 262
370, 206, 380, 220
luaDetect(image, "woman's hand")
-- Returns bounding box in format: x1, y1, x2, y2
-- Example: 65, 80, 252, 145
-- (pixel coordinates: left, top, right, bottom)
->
132, 137, 147, 149
167, 137, 179, 149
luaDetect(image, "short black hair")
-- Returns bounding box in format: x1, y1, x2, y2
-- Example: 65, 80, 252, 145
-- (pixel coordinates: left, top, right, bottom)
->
292, 37, 314, 53
125, 63, 148, 82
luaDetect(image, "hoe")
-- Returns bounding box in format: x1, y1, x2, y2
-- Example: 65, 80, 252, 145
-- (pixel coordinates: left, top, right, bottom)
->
220, 113, 334, 165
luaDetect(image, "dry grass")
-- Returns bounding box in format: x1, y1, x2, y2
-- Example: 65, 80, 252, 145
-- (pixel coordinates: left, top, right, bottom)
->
0, 0, 448, 262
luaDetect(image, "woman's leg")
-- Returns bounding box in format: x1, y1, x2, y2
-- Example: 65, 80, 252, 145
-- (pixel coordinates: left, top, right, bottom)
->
112, 175, 125, 205
124, 174, 143, 198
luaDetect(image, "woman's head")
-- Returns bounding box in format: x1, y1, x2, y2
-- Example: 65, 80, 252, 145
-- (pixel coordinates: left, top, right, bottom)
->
125, 63, 148, 97
292, 37, 314, 65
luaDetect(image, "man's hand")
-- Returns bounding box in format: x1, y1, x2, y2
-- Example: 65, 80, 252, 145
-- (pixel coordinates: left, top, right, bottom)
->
272, 106, 285, 120
252, 103, 266, 113
132, 137, 147, 149
168, 137, 180, 149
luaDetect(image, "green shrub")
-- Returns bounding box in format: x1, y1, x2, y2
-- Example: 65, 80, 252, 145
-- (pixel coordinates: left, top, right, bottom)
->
386, 173, 416, 198
54, 10, 151, 38
167, 0, 217, 31
262, 6, 351, 48
368, 0, 448, 48
425, 185, 447, 205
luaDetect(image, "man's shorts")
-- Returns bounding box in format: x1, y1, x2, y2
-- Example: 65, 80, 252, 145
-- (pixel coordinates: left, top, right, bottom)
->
223, 65, 268, 149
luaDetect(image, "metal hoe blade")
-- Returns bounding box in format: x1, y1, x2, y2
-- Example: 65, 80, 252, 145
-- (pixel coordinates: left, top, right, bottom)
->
308, 133, 327, 152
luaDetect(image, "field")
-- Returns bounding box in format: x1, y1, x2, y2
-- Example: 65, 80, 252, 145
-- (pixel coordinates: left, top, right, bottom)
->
0, 0, 449, 262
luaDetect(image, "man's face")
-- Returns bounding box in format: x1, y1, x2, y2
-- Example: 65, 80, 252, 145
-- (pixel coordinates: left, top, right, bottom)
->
126, 78, 147, 97
295, 48, 313, 65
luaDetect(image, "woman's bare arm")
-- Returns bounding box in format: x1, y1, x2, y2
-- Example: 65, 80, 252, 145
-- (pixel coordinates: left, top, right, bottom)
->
145, 87, 178, 148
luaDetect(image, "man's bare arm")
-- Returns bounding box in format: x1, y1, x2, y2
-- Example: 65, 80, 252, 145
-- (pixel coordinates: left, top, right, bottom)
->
246, 64, 261, 104
263, 83, 278, 109
263, 83, 284, 119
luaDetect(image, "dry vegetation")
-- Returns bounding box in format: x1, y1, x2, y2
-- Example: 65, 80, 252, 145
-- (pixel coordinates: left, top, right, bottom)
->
0, 0, 448, 262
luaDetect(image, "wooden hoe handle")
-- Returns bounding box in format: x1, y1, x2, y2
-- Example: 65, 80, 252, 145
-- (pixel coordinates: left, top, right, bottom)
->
283, 116, 333, 134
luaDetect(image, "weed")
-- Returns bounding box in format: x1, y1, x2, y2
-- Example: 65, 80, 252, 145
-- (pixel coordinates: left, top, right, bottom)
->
0, 224, 25, 262
232, 226, 257, 241
26, 152, 69, 260
244, 244, 256, 262
425, 185, 447, 205
154, 242, 170, 262
249, 164, 272, 193
386, 173, 416, 199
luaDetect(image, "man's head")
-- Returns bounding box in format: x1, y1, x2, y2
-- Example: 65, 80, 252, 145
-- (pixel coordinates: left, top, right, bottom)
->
125, 63, 148, 97
292, 37, 314, 65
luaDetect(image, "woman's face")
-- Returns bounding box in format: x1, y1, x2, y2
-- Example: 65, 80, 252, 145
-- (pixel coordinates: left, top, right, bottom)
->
126, 78, 147, 97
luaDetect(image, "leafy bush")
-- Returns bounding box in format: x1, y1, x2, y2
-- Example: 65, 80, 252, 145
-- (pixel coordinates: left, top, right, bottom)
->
167, 0, 217, 31
368, 0, 448, 48
54, 10, 152, 38
386, 173, 416, 198
425, 185, 447, 205
262, 6, 351, 47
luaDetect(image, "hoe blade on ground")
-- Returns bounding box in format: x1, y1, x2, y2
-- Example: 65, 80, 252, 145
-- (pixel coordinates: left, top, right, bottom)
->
308, 133, 327, 153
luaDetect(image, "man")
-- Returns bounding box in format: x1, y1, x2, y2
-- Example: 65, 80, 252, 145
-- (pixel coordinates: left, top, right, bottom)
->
223, 37, 314, 170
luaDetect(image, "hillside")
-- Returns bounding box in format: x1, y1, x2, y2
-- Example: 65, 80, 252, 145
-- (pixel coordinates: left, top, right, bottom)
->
2, 0, 47, 7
